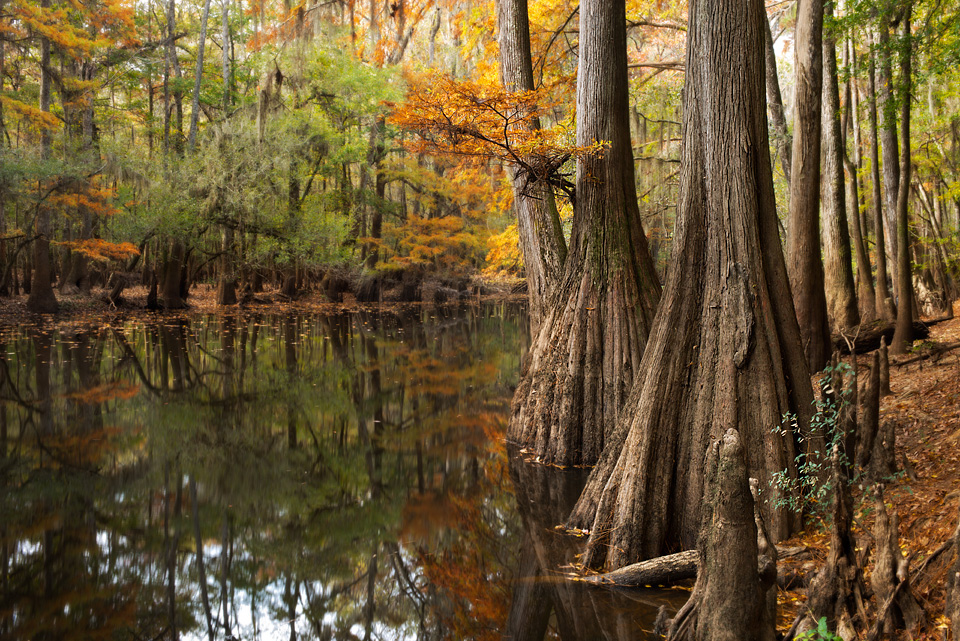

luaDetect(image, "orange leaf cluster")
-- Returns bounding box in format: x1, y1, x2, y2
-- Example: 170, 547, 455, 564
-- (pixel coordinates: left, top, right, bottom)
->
55, 238, 140, 262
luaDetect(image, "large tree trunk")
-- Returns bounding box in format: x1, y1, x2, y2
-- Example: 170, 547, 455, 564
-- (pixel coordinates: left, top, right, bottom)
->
821, 14, 859, 333
890, 12, 914, 354
787, 0, 831, 372
566, 0, 812, 569
161, 240, 186, 308
27, 0, 59, 314
866, 35, 897, 321
496, 0, 567, 337
506, 0, 661, 467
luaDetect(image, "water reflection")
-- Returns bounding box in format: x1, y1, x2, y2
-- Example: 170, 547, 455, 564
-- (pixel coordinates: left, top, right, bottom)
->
0, 303, 682, 641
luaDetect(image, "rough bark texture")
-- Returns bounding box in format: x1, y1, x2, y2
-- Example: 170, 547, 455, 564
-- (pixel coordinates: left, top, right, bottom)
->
856, 351, 880, 472
161, 240, 186, 309
821, 17, 859, 333
947, 503, 960, 640
866, 38, 897, 322
788, 0, 831, 372
496, 0, 566, 337
891, 13, 914, 355
566, 0, 811, 568
506, 0, 661, 467
665, 430, 775, 641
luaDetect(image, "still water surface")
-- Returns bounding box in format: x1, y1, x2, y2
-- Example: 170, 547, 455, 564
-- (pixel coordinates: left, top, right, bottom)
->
0, 303, 684, 640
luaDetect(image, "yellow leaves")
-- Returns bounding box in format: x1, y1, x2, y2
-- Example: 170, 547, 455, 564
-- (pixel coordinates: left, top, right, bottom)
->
54, 239, 141, 262
482, 223, 522, 277
0, 97, 61, 131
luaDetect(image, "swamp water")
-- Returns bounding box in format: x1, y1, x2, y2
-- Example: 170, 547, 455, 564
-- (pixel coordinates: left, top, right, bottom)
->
0, 303, 685, 640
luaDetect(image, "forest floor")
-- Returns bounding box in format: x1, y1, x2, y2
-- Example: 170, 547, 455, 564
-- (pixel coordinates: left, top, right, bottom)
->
776, 300, 960, 638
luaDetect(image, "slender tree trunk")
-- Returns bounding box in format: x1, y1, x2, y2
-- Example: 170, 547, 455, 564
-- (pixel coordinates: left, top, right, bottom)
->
221, 0, 230, 111
867, 35, 897, 321
496, 0, 567, 336
820, 2, 859, 332
787, 0, 831, 371
187, 0, 213, 149
27, 0, 59, 314
891, 12, 914, 353
763, 14, 792, 184
567, 0, 811, 568
507, 0, 661, 467
877, 19, 900, 287
842, 43, 878, 322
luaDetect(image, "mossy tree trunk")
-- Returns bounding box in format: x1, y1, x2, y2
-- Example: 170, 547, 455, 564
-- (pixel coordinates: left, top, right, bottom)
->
566, 0, 812, 568
506, 0, 661, 467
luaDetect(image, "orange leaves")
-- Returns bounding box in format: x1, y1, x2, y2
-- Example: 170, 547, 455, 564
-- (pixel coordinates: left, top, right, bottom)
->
49, 192, 121, 217
381, 214, 481, 272
390, 70, 604, 197
63, 382, 141, 404
55, 239, 141, 262
0, 97, 61, 131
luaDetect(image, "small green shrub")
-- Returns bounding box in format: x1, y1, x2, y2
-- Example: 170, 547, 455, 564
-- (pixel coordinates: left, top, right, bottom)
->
795, 616, 843, 641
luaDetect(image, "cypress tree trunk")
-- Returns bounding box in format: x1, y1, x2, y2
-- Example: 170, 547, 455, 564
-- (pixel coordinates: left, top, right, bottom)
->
867, 36, 897, 321
27, 0, 59, 314
496, 0, 566, 337
877, 19, 900, 287
506, 0, 661, 467
891, 12, 914, 354
567, 0, 811, 568
821, 11, 859, 332
842, 43, 878, 322
787, 0, 831, 372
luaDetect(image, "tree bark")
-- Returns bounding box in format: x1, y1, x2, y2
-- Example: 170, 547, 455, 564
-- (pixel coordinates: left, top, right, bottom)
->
763, 13, 792, 184
506, 0, 661, 467
496, 0, 567, 337
162, 240, 186, 308
890, 12, 914, 355
866, 34, 897, 321
821, 13, 859, 333
566, 0, 811, 568
665, 430, 775, 641
27, 0, 59, 314
877, 20, 900, 287
842, 44, 878, 322
787, 0, 831, 372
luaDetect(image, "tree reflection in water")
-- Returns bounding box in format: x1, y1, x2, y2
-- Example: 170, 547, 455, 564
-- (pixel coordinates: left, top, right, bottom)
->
0, 303, 682, 640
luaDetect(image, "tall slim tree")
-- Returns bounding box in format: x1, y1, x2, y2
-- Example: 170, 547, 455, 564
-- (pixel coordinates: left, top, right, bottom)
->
187, 0, 213, 149
867, 33, 897, 321
821, 1, 859, 332
495, 0, 566, 337
567, 0, 813, 568
877, 14, 900, 286
26, 0, 59, 314
507, 0, 661, 467
891, 9, 914, 353
787, 0, 831, 371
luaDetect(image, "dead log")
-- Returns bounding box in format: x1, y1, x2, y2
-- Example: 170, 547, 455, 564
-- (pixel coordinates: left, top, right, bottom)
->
833, 320, 929, 355
579, 544, 810, 588
869, 486, 927, 638
665, 429, 774, 641
893, 340, 960, 368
